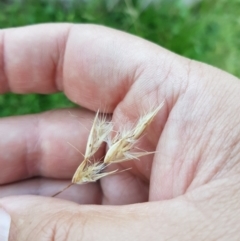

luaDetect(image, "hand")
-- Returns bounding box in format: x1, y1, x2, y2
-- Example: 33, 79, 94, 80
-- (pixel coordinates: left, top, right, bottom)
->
0, 24, 240, 241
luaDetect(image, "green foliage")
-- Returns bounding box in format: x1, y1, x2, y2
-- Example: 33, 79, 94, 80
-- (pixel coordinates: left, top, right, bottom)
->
0, 93, 74, 116
0, 0, 239, 116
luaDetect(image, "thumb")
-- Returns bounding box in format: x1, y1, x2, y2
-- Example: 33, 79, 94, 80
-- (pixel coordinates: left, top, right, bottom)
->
0, 196, 154, 241
0, 196, 189, 241
1, 196, 156, 241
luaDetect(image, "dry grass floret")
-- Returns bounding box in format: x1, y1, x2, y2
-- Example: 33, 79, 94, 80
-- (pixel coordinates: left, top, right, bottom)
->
104, 103, 164, 164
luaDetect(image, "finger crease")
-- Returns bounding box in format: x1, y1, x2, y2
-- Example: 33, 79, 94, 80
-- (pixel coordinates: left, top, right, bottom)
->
0, 30, 9, 93
56, 25, 72, 92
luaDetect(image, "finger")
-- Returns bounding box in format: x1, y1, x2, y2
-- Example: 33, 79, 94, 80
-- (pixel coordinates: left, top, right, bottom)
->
0, 178, 101, 204
0, 196, 188, 241
1, 23, 186, 112
0, 108, 95, 184
1, 23, 139, 109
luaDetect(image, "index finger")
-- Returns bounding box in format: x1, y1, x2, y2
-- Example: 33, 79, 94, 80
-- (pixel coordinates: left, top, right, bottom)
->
0, 23, 186, 113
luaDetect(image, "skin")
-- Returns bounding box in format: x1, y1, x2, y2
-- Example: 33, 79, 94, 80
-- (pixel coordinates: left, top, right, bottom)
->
0, 24, 240, 240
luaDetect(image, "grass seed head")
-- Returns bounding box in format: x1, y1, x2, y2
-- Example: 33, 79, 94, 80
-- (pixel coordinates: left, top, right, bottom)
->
72, 103, 163, 184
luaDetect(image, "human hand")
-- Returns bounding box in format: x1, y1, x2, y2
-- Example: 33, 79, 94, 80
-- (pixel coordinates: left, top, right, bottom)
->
0, 24, 240, 240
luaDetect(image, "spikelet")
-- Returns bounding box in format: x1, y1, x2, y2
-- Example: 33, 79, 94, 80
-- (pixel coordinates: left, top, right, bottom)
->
85, 110, 112, 158
72, 110, 114, 184
103, 128, 136, 164
103, 103, 163, 164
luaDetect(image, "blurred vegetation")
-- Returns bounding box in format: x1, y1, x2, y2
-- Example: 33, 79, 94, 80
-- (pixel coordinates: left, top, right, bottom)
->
0, 0, 240, 117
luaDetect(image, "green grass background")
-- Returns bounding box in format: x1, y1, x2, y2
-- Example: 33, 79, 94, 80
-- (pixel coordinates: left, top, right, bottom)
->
0, 0, 239, 117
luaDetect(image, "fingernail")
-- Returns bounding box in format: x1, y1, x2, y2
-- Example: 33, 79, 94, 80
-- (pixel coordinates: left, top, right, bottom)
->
0, 208, 11, 241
